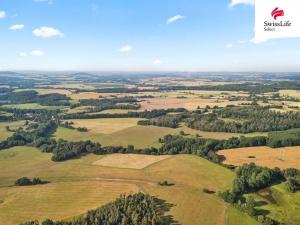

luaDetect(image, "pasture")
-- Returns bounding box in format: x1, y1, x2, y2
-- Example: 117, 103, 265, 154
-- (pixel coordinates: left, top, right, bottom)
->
140, 97, 250, 111
0, 121, 24, 141
35, 89, 72, 95
0, 146, 255, 225
218, 146, 300, 169
253, 183, 300, 225
67, 118, 141, 134
68, 92, 102, 100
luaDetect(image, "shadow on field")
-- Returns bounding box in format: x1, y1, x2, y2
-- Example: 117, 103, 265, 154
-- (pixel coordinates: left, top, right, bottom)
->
155, 197, 181, 225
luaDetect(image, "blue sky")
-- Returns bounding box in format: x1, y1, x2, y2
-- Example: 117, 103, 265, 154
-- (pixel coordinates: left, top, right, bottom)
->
0, 0, 299, 71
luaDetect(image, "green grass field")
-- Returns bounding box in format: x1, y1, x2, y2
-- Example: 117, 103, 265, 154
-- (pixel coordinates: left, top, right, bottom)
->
0, 121, 24, 141
227, 207, 261, 225
0, 146, 260, 225
253, 184, 300, 225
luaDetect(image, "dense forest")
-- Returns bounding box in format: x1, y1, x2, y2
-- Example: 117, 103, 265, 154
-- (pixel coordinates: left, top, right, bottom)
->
20, 193, 175, 225
138, 106, 300, 133
0, 90, 70, 106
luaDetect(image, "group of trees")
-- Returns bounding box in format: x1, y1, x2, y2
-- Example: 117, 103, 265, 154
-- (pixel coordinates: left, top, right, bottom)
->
48, 140, 102, 161
232, 163, 284, 195
188, 106, 300, 133
62, 108, 187, 120
15, 177, 48, 186
81, 81, 300, 95
0, 107, 61, 122
267, 129, 300, 148
0, 90, 70, 106
0, 120, 57, 151
60, 121, 87, 132
21, 193, 173, 225
71, 97, 141, 113
138, 114, 183, 128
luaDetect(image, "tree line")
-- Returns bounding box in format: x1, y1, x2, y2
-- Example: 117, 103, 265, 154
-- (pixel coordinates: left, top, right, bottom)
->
0, 90, 70, 106
62, 108, 187, 120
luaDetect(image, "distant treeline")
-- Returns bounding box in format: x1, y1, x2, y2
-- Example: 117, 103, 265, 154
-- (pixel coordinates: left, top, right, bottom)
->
70, 97, 141, 113
0, 90, 70, 106
188, 107, 300, 133
138, 114, 184, 128
0, 107, 61, 121
20, 193, 174, 225
86, 81, 300, 94
138, 106, 300, 134
62, 108, 187, 120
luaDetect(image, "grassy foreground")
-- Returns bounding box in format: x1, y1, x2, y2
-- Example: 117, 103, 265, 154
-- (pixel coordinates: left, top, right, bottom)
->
0, 146, 261, 225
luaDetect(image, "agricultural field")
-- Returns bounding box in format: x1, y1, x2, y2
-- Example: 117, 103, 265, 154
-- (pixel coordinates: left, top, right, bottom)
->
140, 97, 250, 111
218, 146, 300, 169
1, 72, 300, 225
93, 154, 171, 169
0, 146, 252, 225
279, 90, 300, 98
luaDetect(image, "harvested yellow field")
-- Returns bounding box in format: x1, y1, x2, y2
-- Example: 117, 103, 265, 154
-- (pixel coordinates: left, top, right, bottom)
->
218, 146, 300, 169
93, 154, 171, 169
140, 98, 250, 111
36, 89, 72, 95
279, 90, 300, 98
0, 181, 139, 225
69, 92, 101, 100
68, 118, 141, 134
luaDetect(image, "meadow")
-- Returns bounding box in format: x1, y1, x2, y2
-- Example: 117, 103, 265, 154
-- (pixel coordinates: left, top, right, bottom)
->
0, 146, 260, 225
252, 184, 300, 225
0, 121, 24, 141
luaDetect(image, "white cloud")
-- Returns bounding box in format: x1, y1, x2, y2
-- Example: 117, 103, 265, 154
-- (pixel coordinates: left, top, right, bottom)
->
10, 24, 25, 31
30, 50, 45, 57
0, 10, 6, 19
19, 52, 27, 57
119, 45, 132, 52
225, 43, 233, 48
166, 15, 185, 25
32, 27, 64, 38
229, 0, 254, 8
153, 59, 162, 65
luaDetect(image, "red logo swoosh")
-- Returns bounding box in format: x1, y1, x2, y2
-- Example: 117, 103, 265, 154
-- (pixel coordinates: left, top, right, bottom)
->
271, 7, 284, 20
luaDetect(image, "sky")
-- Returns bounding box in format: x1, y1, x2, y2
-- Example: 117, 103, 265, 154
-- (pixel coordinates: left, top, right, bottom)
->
0, 0, 299, 72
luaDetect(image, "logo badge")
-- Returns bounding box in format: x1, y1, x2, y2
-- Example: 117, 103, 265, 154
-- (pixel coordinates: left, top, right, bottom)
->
271, 7, 284, 20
